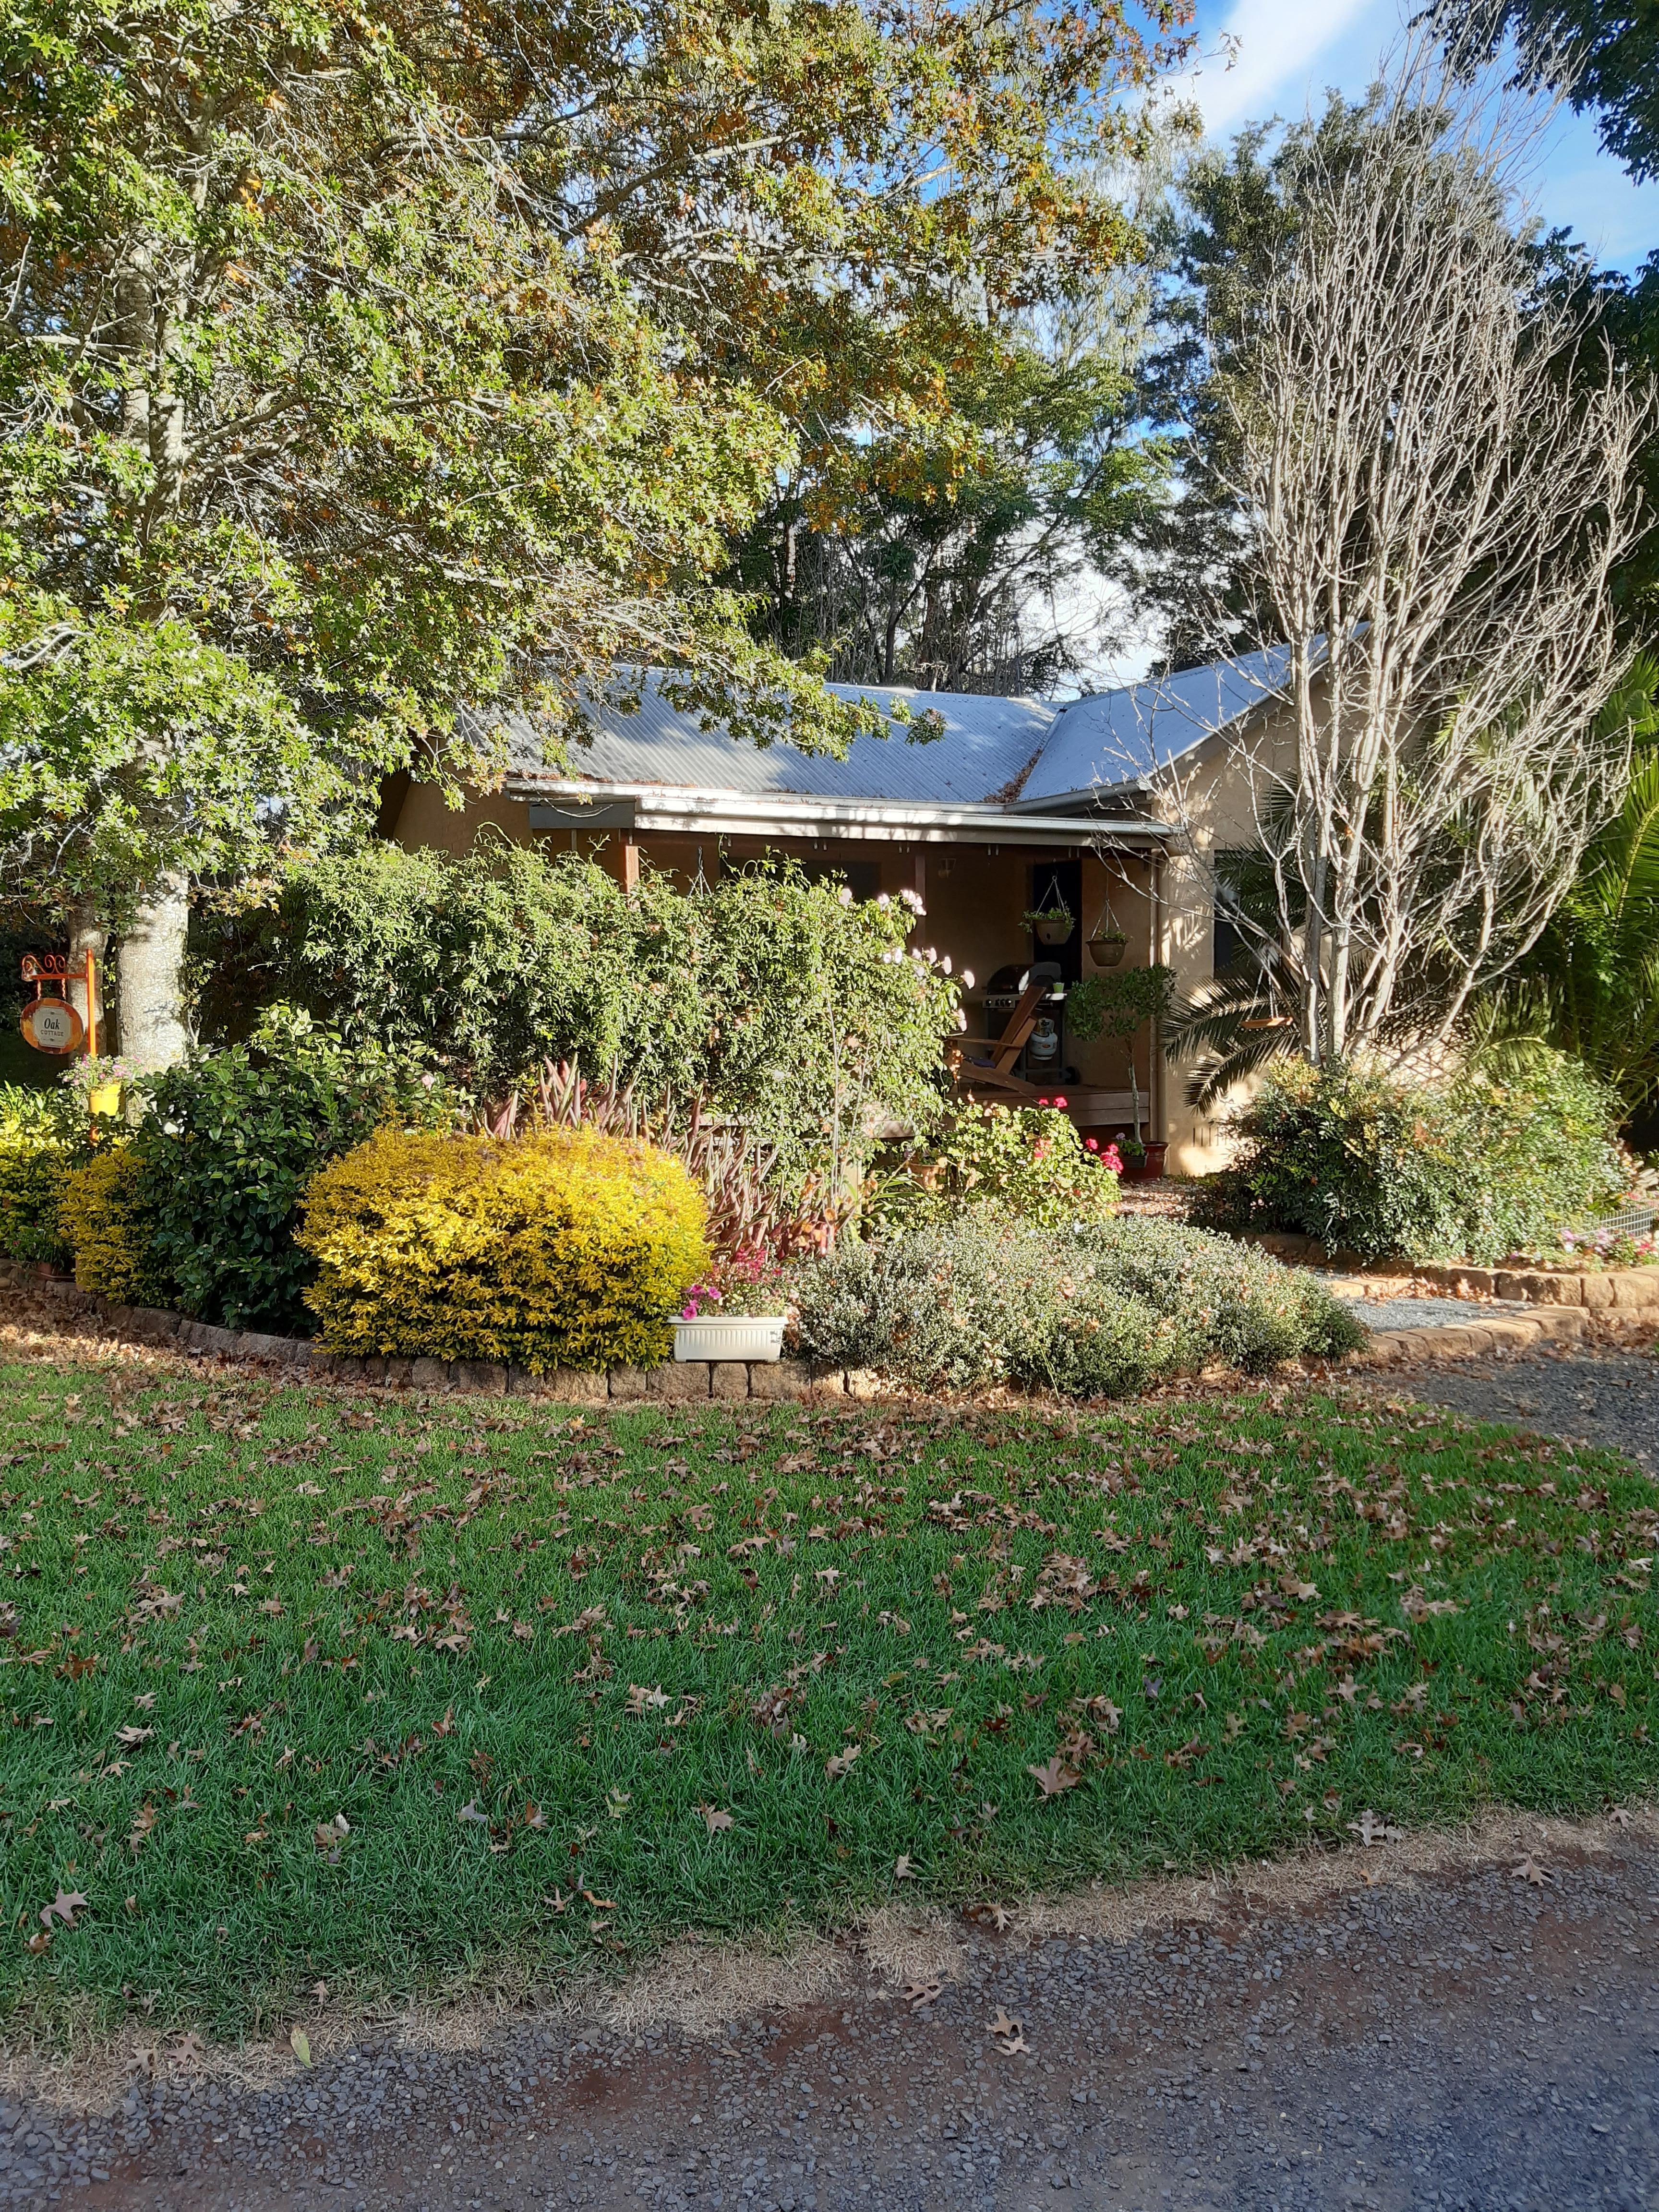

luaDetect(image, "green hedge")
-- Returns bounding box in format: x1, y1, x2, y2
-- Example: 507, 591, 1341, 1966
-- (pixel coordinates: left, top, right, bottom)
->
1194, 1050, 1625, 1265
208, 844, 959, 1192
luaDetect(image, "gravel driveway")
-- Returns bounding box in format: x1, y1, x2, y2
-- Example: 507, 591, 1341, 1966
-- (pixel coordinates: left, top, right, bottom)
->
1376, 1337, 1659, 1474
0, 1813, 1647, 2212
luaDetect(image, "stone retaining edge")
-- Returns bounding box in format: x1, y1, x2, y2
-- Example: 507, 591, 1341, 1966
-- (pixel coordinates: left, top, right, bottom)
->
1341, 1304, 1595, 1368
1243, 1232, 1659, 1309
0, 1264, 851, 1401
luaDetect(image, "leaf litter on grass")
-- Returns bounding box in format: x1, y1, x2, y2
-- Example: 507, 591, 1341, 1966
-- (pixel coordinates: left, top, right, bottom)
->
0, 1358, 1654, 2034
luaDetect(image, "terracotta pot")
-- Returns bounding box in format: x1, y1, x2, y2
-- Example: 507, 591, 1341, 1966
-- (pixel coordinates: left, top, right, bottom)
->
1121, 1141, 1168, 1182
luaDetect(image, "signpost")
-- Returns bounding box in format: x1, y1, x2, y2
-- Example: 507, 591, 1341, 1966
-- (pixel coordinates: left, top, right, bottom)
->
18, 950, 98, 1060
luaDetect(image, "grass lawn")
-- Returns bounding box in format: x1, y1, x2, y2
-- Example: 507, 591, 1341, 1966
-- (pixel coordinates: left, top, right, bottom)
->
0, 1351, 1654, 2039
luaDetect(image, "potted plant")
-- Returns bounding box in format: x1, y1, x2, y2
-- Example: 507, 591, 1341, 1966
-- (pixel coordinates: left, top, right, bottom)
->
64, 1054, 135, 1121
1067, 965, 1175, 1161
1086, 896, 1129, 967
673, 1250, 790, 1362
1024, 897, 1075, 948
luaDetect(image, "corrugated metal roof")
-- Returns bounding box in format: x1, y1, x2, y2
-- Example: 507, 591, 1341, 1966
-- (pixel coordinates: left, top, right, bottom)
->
505, 675, 1058, 807
498, 651, 1293, 817
1021, 647, 1297, 804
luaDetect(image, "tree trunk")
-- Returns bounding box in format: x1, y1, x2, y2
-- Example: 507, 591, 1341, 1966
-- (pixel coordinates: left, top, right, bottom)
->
117, 876, 191, 1071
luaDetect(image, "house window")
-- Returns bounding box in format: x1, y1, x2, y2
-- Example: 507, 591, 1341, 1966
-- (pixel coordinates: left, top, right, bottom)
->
1213, 881, 1249, 975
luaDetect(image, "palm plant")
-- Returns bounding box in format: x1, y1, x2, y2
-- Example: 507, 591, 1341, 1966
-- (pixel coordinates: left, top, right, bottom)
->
1499, 658, 1659, 1117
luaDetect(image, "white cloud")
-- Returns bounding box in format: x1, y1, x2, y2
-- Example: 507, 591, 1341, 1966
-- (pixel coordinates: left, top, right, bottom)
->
1183, 0, 1384, 137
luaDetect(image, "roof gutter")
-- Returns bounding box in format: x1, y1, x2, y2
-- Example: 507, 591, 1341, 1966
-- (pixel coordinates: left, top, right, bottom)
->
510, 777, 1174, 849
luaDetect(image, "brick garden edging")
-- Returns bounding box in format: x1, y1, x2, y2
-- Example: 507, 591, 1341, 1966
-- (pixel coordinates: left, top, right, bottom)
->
0, 1264, 852, 1401
1243, 1232, 1659, 1310
1, 1262, 1629, 1399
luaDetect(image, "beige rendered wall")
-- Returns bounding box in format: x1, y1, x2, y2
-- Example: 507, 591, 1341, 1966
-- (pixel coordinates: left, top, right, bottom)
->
1151, 699, 1299, 1178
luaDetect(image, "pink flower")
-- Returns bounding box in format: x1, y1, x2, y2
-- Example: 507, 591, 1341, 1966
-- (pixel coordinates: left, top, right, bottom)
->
1052, 1094, 1068, 1108
1084, 1135, 1099, 1152
1101, 1144, 1123, 1173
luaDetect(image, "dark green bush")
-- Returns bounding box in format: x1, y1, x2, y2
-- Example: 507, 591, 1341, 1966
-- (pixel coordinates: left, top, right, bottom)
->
132, 1014, 456, 1334
0, 1086, 85, 1267
215, 844, 958, 1192
789, 1214, 1363, 1395
1195, 1050, 1624, 1266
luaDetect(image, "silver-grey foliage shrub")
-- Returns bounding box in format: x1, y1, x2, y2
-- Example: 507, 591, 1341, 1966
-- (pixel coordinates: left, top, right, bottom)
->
791, 1214, 1365, 1395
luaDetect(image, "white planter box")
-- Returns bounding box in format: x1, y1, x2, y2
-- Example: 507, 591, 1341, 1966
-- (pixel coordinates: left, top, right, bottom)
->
673, 1315, 787, 1363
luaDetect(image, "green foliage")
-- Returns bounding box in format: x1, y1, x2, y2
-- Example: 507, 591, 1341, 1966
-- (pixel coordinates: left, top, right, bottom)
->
132, 1015, 455, 1334
0, 1085, 84, 1266
1197, 1052, 1626, 1265
1499, 660, 1659, 1116
1067, 963, 1177, 1044
253, 846, 960, 1193
298, 1127, 710, 1371
57, 1147, 173, 1307
790, 1214, 1363, 1392
0, 0, 1183, 923
869, 1103, 1119, 1232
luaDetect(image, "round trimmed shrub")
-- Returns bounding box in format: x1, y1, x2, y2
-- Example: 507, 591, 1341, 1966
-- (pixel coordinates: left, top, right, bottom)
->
58, 1148, 173, 1306
297, 1127, 711, 1371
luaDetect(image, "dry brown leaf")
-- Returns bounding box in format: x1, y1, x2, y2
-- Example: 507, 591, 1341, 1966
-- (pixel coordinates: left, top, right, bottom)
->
1513, 1856, 1547, 1887
39, 1888, 87, 1931
1027, 1755, 1082, 1800
825, 1743, 861, 1780
987, 2008, 1020, 2037
699, 1804, 734, 1835
904, 1981, 942, 2009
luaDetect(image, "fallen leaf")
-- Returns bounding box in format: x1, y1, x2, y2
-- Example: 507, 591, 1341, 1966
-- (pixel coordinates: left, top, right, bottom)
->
1609, 1806, 1632, 1828
997, 2032, 1030, 2056
289, 2028, 312, 2067
456, 1800, 490, 1827
24, 1932, 49, 1954
894, 1853, 914, 1881
1513, 1856, 1547, 1887
825, 1743, 861, 1780
903, 1981, 942, 2009
987, 2008, 1020, 2037
699, 1805, 734, 1835
39, 1888, 87, 1932
1026, 1756, 1082, 1800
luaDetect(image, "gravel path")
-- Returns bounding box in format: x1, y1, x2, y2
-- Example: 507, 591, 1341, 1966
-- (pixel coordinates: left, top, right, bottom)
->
0, 1817, 1649, 2212
1379, 1339, 1659, 1474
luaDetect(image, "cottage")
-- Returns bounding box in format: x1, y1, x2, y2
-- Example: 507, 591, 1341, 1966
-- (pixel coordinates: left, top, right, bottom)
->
384, 649, 1300, 1174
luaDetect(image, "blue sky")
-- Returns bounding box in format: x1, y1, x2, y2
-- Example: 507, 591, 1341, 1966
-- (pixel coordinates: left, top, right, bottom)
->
1174, 0, 1659, 273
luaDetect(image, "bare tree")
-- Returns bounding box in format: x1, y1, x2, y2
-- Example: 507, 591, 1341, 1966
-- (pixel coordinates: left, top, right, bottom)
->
1203, 50, 1651, 1070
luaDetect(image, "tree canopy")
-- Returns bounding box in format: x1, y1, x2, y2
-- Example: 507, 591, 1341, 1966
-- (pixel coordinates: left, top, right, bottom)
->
0, 0, 1194, 921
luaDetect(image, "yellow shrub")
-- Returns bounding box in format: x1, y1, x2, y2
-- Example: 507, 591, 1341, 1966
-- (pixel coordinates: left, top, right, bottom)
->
296, 1126, 711, 1370
58, 1147, 173, 1306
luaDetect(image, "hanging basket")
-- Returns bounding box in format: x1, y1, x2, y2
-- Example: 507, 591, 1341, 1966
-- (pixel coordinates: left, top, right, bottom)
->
1088, 926, 1129, 968
1032, 915, 1075, 948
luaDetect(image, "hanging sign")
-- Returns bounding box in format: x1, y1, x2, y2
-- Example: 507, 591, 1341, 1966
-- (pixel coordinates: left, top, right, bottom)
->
20, 997, 84, 1054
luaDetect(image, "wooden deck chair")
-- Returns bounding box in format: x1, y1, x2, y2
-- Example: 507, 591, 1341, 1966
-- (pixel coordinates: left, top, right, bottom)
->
945, 979, 1051, 1104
